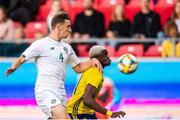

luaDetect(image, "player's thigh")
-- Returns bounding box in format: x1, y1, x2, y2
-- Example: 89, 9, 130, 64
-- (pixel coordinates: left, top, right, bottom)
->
35, 90, 67, 119
51, 104, 70, 119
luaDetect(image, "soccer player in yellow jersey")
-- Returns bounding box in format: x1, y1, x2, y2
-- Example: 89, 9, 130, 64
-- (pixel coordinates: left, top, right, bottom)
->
67, 45, 126, 119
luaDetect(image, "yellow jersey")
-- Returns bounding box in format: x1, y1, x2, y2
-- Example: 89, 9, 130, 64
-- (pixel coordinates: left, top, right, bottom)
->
66, 67, 103, 115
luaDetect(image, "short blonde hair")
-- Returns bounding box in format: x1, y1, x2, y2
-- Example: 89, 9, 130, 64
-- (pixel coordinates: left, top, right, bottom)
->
89, 45, 106, 57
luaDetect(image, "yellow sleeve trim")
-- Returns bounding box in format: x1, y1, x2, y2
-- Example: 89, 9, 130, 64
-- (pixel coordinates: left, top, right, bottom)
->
106, 110, 112, 117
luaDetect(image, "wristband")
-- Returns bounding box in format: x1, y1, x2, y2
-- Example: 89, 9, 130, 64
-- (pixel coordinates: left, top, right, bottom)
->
106, 110, 112, 117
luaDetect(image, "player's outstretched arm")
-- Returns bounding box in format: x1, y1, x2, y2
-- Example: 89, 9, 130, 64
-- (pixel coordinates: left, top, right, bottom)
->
73, 58, 102, 73
5, 56, 26, 77
83, 84, 126, 118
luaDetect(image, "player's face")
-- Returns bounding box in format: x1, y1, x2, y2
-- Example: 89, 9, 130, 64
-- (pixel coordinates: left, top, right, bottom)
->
58, 20, 72, 39
99, 50, 111, 67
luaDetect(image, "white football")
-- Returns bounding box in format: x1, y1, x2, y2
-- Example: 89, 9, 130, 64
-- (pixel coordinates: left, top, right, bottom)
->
118, 54, 138, 74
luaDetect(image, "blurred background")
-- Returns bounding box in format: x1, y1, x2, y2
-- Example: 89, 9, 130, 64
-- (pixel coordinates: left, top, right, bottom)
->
0, 0, 180, 119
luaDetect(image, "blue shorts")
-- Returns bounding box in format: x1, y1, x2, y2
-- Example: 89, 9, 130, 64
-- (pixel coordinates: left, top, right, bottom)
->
68, 113, 97, 119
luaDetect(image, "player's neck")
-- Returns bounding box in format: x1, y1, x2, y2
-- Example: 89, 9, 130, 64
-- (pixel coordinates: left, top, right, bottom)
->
49, 32, 61, 41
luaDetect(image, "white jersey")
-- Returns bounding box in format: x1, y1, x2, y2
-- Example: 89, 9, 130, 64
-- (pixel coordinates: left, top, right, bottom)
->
22, 37, 80, 95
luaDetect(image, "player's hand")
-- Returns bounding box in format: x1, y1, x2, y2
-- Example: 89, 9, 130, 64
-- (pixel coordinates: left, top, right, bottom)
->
111, 111, 126, 118
91, 58, 103, 72
5, 67, 16, 77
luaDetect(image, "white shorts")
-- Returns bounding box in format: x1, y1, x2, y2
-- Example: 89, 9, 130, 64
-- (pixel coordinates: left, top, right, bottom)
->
35, 90, 67, 118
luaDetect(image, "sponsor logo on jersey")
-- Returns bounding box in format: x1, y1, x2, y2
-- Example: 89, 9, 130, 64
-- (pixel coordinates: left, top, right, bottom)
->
51, 99, 56, 104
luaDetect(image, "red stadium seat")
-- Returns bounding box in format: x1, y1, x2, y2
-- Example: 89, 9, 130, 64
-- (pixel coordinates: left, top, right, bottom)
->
105, 45, 116, 57
144, 45, 162, 57
125, 0, 154, 22
98, 6, 113, 29
37, 0, 52, 21
72, 0, 99, 8
99, 0, 125, 6
77, 44, 89, 57
127, 0, 142, 6
154, 0, 174, 28
37, 0, 71, 21
68, 0, 85, 24
98, 0, 125, 29
24, 22, 48, 39
155, 0, 175, 6
154, 6, 174, 28
93, 0, 102, 6
69, 3, 84, 24
125, 0, 141, 22
61, 0, 71, 12
69, 0, 99, 24
127, 0, 154, 6
125, 6, 141, 22
115, 44, 144, 57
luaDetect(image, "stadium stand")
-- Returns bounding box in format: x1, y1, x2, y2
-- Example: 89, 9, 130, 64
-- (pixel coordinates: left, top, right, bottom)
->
144, 45, 162, 56
125, 0, 154, 22
115, 44, 144, 57
24, 22, 48, 39
154, 0, 174, 28
37, 0, 70, 21
76, 44, 89, 57
98, 0, 125, 6
0, 0, 180, 58
69, 1, 84, 24
105, 44, 116, 57
97, 5, 113, 29
37, 0, 53, 21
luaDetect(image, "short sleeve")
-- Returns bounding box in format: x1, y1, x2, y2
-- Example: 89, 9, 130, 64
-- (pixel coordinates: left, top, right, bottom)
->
86, 68, 102, 88
67, 47, 80, 67
21, 41, 43, 61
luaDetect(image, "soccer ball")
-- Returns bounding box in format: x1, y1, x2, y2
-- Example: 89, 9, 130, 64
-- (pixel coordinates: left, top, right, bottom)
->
118, 54, 138, 74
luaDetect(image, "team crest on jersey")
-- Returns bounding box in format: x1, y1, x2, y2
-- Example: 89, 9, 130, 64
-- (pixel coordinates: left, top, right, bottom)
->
51, 99, 56, 104
63, 47, 68, 54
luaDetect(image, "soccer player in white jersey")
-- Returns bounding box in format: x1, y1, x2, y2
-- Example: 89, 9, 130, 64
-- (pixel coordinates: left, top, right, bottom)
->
5, 12, 102, 119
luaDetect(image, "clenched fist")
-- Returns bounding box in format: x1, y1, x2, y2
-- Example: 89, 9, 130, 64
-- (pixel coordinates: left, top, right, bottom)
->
5, 67, 16, 77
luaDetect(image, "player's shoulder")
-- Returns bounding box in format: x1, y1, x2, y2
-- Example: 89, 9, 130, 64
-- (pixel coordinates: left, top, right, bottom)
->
61, 41, 74, 53
32, 37, 47, 45
61, 40, 72, 47
83, 67, 103, 82
85, 67, 102, 76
